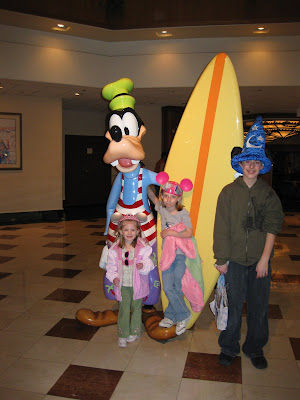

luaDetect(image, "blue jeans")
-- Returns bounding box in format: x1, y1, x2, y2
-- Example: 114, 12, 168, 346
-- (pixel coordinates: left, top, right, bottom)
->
162, 254, 191, 322
219, 261, 271, 358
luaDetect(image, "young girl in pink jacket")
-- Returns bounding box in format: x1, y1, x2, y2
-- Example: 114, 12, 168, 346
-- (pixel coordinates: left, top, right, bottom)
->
105, 214, 154, 348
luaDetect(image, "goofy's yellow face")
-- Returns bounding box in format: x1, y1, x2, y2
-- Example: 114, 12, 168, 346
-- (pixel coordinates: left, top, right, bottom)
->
103, 108, 146, 173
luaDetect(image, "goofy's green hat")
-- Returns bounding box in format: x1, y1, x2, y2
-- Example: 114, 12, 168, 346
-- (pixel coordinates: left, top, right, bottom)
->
102, 78, 135, 111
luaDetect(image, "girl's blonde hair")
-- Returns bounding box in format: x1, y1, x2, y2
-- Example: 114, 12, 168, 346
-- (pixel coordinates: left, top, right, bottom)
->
115, 219, 142, 248
160, 192, 184, 211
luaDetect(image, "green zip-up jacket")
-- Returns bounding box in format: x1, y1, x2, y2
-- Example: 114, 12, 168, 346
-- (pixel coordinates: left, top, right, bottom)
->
213, 176, 284, 266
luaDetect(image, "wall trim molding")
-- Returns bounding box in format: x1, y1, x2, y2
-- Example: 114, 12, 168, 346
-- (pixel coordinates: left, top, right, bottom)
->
0, 210, 64, 225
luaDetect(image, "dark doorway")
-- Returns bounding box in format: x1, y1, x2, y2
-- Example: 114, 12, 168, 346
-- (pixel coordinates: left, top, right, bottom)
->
64, 135, 111, 219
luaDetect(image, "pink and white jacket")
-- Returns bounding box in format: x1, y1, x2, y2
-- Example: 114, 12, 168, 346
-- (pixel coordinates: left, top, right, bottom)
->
160, 223, 204, 313
105, 238, 154, 301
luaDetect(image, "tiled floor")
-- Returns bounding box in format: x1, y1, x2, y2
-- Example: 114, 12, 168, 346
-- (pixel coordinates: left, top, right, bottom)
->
0, 215, 299, 399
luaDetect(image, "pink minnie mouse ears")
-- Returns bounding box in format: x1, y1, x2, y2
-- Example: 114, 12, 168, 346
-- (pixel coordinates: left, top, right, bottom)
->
156, 172, 193, 196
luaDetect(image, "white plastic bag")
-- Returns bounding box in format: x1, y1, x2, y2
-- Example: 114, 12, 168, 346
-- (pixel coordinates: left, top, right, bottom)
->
210, 275, 228, 331
99, 244, 109, 270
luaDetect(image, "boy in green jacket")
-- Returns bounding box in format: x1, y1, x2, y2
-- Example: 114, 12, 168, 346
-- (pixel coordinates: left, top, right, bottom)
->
213, 116, 284, 370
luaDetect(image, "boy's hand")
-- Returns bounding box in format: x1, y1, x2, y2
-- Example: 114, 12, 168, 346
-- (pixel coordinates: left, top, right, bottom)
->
256, 259, 269, 278
113, 277, 120, 287
136, 263, 143, 270
215, 264, 228, 275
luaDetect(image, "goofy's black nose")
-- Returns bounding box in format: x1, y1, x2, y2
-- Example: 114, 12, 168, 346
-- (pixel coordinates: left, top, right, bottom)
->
109, 125, 122, 142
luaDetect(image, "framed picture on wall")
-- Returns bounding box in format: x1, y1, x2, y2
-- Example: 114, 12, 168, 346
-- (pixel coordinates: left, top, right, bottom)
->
0, 113, 22, 170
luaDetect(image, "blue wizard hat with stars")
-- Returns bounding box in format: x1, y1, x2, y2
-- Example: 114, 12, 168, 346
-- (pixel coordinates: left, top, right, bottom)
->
231, 116, 272, 175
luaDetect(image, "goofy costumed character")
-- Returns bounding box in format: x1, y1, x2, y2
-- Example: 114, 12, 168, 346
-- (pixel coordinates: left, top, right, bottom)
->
100, 78, 160, 307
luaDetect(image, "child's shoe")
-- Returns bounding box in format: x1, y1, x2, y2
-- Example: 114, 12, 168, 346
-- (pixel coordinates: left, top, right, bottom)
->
159, 317, 175, 328
118, 338, 128, 348
127, 335, 139, 343
175, 313, 192, 335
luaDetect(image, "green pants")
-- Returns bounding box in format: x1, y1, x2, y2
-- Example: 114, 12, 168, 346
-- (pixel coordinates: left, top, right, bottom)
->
118, 286, 142, 338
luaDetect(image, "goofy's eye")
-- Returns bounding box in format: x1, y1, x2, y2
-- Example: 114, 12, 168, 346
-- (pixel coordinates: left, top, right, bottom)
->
123, 112, 139, 137
109, 114, 124, 134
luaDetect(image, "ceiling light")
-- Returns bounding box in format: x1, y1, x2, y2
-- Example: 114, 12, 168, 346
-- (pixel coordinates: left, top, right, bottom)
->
156, 30, 173, 38
75, 92, 80, 96
52, 24, 71, 32
244, 118, 300, 142
253, 26, 269, 34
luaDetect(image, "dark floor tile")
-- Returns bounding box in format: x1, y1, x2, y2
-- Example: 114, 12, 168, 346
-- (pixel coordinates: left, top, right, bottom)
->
85, 225, 105, 228
90, 232, 105, 236
44, 268, 82, 278
44, 288, 90, 303
0, 227, 21, 230
0, 243, 18, 250
183, 352, 242, 384
43, 233, 68, 238
95, 240, 106, 246
242, 303, 283, 319
272, 273, 300, 283
43, 253, 76, 261
0, 256, 15, 264
0, 294, 7, 301
268, 304, 283, 319
43, 226, 64, 230
277, 233, 297, 238
289, 255, 300, 261
48, 364, 123, 400
289, 338, 300, 360
43, 242, 71, 248
0, 235, 20, 240
0, 272, 12, 280
46, 318, 99, 340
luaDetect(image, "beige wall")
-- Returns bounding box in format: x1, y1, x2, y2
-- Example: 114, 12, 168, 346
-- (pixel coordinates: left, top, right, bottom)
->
0, 95, 62, 213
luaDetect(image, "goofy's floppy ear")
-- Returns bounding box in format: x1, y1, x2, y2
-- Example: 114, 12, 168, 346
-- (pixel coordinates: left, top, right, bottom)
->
110, 212, 123, 224
135, 212, 147, 224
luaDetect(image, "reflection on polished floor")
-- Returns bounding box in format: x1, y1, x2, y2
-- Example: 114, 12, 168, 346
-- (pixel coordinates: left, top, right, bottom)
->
0, 214, 299, 400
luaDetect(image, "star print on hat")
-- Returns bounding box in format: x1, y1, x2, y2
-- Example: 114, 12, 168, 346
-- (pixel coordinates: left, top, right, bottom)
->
231, 116, 272, 175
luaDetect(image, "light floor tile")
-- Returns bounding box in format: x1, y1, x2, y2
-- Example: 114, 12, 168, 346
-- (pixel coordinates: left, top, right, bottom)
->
284, 320, 300, 337
0, 309, 23, 329
0, 354, 18, 374
177, 379, 242, 400
264, 334, 295, 359
126, 346, 188, 378
26, 300, 76, 317
0, 387, 44, 400
189, 328, 220, 354
243, 384, 300, 400
111, 372, 181, 400
72, 341, 136, 371
0, 358, 68, 394
23, 336, 88, 363
242, 357, 300, 389
0, 330, 41, 357
0, 295, 40, 313
4, 312, 62, 334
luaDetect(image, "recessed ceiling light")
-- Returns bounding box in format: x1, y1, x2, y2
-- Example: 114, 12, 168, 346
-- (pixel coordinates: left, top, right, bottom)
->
0, 86, 3, 89
52, 24, 71, 32
75, 92, 80, 96
253, 26, 269, 34
156, 30, 173, 38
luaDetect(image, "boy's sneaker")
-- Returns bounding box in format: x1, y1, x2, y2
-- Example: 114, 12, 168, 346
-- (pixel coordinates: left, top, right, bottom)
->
127, 335, 139, 343
159, 317, 175, 328
118, 338, 128, 348
251, 356, 268, 369
218, 352, 235, 366
175, 313, 192, 335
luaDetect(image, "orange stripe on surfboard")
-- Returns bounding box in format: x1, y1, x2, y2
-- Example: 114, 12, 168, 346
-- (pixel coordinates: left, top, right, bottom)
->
190, 52, 226, 233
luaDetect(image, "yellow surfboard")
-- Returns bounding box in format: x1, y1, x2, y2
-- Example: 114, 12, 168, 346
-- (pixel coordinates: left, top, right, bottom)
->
157, 53, 244, 329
